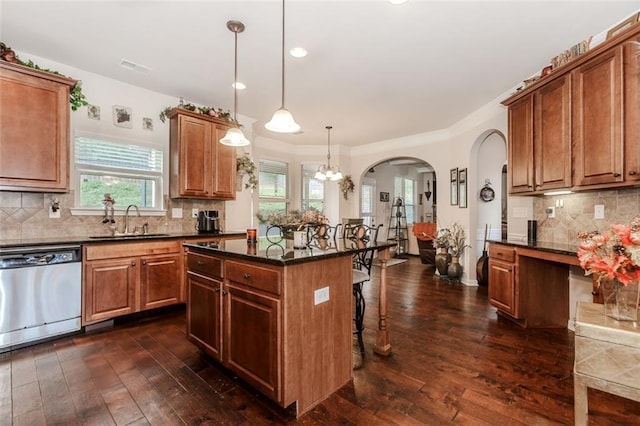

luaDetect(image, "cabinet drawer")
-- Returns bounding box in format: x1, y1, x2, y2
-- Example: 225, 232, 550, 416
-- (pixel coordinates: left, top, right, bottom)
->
226, 261, 281, 295
85, 241, 181, 261
187, 252, 223, 279
489, 244, 515, 263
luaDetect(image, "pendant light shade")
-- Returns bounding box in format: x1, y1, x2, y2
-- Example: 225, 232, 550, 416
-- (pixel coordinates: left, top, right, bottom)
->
220, 20, 250, 147
315, 126, 343, 181
265, 0, 300, 133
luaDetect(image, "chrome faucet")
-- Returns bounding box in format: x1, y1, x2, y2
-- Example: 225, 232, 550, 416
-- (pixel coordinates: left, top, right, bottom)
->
124, 204, 140, 234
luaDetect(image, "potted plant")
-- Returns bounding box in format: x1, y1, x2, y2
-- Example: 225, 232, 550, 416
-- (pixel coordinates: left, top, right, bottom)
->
447, 223, 470, 279
434, 227, 452, 276
158, 100, 237, 125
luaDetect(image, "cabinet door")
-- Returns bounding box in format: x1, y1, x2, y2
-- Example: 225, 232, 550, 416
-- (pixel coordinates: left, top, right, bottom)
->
0, 66, 71, 192
140, 253, 183, 310
488, 258, 517, 317
175, 114, 212, 197
573, 47, 624, 187
224, 283, 280, 401
534, 74, 572, 191
187, 272, 222, 361
508, 95, 534, 193
83, 258, 137, 324
624, 39, 640, 182
212, 126, 237, 199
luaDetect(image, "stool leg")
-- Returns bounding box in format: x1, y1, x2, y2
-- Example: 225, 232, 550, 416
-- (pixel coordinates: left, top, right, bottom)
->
353, 282, 366, 354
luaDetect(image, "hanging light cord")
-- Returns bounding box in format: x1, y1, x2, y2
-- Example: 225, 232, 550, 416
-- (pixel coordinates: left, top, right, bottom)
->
326, 125, 332, 168
280, 0, 286, 108
233, 29, 239, 122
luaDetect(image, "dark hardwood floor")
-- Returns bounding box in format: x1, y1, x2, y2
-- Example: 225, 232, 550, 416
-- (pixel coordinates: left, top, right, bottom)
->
2, 256, 640, 425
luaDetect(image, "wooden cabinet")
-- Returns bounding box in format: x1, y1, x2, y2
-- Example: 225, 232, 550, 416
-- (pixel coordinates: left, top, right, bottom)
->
507, 74, 571, 194
168, 108, 236, 200
83, 241, 183, 325
0, 61, 76, 192
488, 244, 518, 317
185, 247, 353, 416
503, 24, 640, 194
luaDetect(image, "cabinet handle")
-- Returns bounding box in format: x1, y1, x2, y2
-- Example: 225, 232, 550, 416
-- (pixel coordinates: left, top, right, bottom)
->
591, 290, 599, 296
142, 260, 146, 265
131, 261, 136, 266
613, 172, 621, 177
197, 261, 204, 265
243, 273, 251, 279
630, 171, 637, 176
222, 290, 228, 296
214, 287, 220, 293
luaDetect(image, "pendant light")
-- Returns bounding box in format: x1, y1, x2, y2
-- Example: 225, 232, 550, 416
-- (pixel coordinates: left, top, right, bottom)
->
315, 126, 343, 181
265, 0, 300, 133
220, 20, 250, 147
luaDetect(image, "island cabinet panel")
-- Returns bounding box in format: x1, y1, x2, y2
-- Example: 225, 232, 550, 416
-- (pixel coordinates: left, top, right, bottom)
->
572, 46, 624, 188
0, 62, 75, 192
185, 248, 353, 416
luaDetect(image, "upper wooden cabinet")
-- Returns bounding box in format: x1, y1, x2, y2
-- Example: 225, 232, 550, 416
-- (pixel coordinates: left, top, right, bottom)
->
168, 108, 236, 199
0, 61, 76, 192
502, 24, 640, 194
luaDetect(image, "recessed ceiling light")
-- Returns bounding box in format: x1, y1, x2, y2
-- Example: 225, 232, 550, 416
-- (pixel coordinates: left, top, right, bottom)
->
290, 47, 307, 58
119, 58, 151, 73
389, 0, 408, 5
232, 82, 246, 90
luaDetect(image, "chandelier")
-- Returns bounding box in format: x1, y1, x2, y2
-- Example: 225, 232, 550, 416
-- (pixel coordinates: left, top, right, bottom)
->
315, 126, 343, 181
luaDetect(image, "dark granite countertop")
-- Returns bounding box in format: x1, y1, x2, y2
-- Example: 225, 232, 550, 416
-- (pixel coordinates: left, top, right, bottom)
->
489, 239, 579, 258
184, 238, 396, 266
0, 232, 245, 250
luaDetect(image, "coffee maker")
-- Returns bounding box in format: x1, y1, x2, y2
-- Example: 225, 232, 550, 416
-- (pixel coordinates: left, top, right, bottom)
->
197, 210, 220, 234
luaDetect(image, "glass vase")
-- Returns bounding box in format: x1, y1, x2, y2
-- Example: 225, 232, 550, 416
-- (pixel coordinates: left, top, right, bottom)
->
602, 278, 640, 321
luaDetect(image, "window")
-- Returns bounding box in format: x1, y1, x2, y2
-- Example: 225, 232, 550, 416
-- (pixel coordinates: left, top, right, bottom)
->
74, 135, 163, 209
394, 177, 415, 224
258, 159, 289, 235
301, 164, 324, 212
361, 179, 376, 226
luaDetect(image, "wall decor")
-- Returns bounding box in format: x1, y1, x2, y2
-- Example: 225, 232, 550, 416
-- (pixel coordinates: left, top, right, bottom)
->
458, 168, 467, 208
607, 13, 639, 39
112, 105, 132, 128
450, 168, 458, 205
87, 104, 100, 120
479, 179, 495, 202
142, 117, 153, 131
380, 192, 389, 202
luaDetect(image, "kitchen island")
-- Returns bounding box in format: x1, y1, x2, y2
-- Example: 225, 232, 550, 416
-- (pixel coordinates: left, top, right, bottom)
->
183, 238, 394, 416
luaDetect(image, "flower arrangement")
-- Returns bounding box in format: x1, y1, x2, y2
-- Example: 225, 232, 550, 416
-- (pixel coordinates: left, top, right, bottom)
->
434, 227, 452, 249
448, 223, 471, 257
257, 208, 328, 230
577, 217, 640, 286
158, 100, 237, 125
339, 175, 355, 200
236, 153, 258, 190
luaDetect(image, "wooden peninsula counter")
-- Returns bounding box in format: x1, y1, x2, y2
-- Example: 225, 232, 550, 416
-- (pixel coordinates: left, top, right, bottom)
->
182, 238, 393, 416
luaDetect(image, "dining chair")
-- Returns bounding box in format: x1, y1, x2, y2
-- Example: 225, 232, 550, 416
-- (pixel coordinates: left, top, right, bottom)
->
345, 223, 383, 354
306, 223, 341, 250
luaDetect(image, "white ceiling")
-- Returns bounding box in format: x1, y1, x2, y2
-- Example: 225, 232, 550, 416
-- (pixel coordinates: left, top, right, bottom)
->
2, 1, 639, 147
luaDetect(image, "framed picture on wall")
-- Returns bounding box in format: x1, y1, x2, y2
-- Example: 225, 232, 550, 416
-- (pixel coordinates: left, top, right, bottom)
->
450, 168, 458, 205
458, 168, 467, 208
380, 192, 389, 202
112, 105, 132, 128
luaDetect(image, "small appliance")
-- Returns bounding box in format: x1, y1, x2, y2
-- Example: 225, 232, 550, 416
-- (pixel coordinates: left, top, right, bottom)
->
197, 210, 220, 234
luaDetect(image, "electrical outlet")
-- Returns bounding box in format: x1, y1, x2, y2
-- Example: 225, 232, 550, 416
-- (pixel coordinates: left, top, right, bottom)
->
171, 208, 183, 219
314, 287, 330, 305
594, 204, 605, 219
48, 206, 61, 219
546, 206, 556, 218
192, 208, 199, 218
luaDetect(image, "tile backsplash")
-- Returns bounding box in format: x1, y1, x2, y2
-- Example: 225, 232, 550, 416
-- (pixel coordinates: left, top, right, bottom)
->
533, 187, 640, 244
0, 191, 225, 240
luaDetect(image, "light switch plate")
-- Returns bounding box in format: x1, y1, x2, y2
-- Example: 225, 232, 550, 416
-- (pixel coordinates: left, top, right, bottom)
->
48, 206, 61, 219
172, 208, 183, 219
314, 287, 330, 305
594, 204, 605, 219
192, 208, 199, 218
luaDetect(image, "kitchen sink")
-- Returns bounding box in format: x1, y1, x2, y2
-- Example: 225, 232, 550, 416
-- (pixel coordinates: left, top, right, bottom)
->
88, 233, 171, 239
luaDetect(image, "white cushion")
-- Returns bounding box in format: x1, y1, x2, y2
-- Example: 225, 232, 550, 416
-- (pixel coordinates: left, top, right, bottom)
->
352, 269, 370, 285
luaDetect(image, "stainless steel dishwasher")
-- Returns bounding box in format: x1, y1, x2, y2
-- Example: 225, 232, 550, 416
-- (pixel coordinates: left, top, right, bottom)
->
0, 244, 82, 351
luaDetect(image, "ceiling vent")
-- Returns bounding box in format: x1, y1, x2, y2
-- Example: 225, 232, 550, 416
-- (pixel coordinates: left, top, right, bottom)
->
119, 59, 151, 73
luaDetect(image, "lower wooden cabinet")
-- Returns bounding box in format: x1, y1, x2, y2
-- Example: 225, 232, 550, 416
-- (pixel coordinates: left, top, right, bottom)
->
83, 241, 183, 325
488, 257, 518, 317
185, 247, 352, 416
